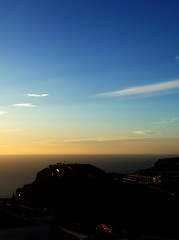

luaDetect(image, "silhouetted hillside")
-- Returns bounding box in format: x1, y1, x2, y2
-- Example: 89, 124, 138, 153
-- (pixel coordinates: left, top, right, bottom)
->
15, 161, 179, 239
137, 157, 179, 175
16, 163, 108, 207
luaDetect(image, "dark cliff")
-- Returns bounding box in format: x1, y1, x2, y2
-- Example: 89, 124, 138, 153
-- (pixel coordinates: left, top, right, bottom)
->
137, 157, 179, 175
15, 161, 179, 238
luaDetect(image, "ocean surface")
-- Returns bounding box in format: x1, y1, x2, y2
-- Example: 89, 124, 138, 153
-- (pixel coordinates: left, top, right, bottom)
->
0, 154, 177, 198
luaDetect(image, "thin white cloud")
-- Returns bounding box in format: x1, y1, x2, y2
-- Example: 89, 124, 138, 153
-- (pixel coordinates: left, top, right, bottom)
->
64, 136, 130, 143
0, 111, 8, 116
64, 138, 92, 143
97, 79, 179, 98
0, 106, 5, 108
152, 118, 177, 125
95, 136, 125, 142
134, 130, 157, 135
64, 136, 179, 143
10, 103, 36, 108
175, 56, 179, 60
27, 93, 49, 97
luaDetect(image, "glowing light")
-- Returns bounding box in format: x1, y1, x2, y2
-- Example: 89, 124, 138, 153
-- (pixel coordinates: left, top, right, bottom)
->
98, 224, 112, 233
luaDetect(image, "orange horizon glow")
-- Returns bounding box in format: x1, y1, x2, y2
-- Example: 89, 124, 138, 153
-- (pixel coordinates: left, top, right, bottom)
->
0, 138, 179, 155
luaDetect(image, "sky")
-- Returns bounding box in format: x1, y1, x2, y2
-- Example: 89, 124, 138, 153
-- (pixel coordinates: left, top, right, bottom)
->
0, 0, 179, 154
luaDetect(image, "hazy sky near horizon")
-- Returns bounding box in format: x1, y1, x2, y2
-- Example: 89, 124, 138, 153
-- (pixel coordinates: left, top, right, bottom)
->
0, 0, 179, 154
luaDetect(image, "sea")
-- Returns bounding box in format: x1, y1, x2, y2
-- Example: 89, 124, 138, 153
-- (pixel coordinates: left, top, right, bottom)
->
0, 154, 177, 198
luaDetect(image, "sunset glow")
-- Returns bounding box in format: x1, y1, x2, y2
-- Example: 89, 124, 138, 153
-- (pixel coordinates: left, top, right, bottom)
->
0, 0, 179, 155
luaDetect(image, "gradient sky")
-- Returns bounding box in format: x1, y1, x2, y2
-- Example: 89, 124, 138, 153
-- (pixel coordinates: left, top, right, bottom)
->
0, 0, 179, 154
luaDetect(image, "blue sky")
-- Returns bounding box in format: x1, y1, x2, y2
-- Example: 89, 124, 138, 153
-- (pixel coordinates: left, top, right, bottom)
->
0, 0, 179, 154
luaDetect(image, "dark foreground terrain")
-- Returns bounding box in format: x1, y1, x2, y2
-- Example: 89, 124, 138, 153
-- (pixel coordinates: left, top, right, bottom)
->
0, 157, 179, 239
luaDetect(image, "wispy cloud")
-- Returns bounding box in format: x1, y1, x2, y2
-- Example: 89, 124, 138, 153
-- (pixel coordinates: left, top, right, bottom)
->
64, 136, 179, 144
96, 136, 124, 142
175, 56, 179, 60
27, 93, 49, 97
10, 103, 36, 108
64, 138, 92, 143
97, 79, 179, 98
151, 118, 177, 125
134, 130, 157, 135
0, 111, 8, 116
64, 136, 130, 143
0, 106, 5, 108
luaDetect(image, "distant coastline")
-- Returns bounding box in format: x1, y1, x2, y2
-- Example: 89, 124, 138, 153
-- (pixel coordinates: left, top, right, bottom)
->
0, 154, 178, 198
